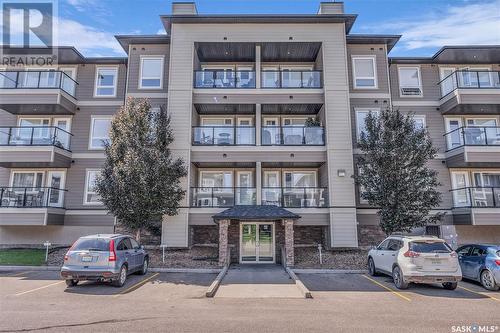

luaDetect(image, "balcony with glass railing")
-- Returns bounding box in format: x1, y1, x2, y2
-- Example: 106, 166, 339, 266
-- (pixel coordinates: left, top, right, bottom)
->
0, 186, 67, 208
0, 126, 72, 150
193, 70, 256, 89
192, 126, 255, 146
261, 187, 328, 208
451, 186, 500, 208
261, 70, 322, 89
0, 70, 77, 97
261, 126, 324, 145
190, 187, 257, 207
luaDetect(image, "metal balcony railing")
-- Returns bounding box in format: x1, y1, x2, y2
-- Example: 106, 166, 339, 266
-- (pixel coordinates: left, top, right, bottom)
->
0, 70, 78, 97
261, 126, 325, 145
261, 187, 328, 208
0, 126, 73, 151
190, 187, 257, 207
193, 71, 256, 88
450, 187, 500, 208
261, 70, 322, 88
438, 70, 500, 97
444, 126, 500, 151
0, 187, 67, 208
192, 126, 256, 145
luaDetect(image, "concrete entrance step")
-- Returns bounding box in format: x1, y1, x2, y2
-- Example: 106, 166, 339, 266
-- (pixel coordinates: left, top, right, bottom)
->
214, 264, 304, 298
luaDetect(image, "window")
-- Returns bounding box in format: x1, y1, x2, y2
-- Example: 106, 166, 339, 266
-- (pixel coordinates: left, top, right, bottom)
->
84, 170, 102, 204
284, 171, 316, 187
387, 239, 402, 251
356, 109, 380, 141
457, 246, 471, 256
398, 67, 422, 97
94, 67, 118, 97
89, 116, 112, 149
377, 239, 390, 250
130, 238, 140, 249
409, 241, 452, 253
139, 56, 163, 89
199, 171, 233, 187
470, 247, 486, 257
413, 115, 426, 129
117, 238, 132, 251
11, 172, 44, 188
352, 56, 377, 88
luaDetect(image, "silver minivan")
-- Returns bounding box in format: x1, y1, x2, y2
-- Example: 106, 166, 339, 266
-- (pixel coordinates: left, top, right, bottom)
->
61, 234, 149, 287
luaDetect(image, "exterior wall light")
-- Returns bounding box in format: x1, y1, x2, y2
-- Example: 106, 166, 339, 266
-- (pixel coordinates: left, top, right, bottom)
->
337, 169, 346, 177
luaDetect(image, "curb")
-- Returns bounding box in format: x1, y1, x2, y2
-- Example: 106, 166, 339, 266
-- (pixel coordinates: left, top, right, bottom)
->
292, 269, 367, 274
205, 265, 229, 297
0, 265, 60, 271
285, 267, 312, 299
150, 267, 222, 274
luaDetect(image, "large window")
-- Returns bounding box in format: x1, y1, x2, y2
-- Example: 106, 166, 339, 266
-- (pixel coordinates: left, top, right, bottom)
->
139, 56, 164, 89
283, 171, 316, 187
352, 56, 377, 89
199, 171, 233, 187
11, 172, 44, 188
89, 116, 112, 149
355, 109, 380, 141
413, 115, 426, 129
94, 67, 118, 97
84, 170, 102, 204
398, 67, 422, 97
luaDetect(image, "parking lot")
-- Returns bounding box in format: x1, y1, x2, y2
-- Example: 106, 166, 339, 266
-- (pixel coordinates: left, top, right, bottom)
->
0, 269, 498, 332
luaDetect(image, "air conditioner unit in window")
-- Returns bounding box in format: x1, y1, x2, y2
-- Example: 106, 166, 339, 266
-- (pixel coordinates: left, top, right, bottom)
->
401, 87, 422, 96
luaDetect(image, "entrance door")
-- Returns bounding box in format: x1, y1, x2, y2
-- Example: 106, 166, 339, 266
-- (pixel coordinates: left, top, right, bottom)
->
47, 171, 65, 207
240, 222, 274, 263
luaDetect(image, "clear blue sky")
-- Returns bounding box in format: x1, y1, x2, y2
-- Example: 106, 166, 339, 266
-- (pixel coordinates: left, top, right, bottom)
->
2, 0, 500, 57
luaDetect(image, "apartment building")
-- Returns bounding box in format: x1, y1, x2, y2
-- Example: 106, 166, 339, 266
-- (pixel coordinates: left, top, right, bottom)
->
0, 2, 499, 264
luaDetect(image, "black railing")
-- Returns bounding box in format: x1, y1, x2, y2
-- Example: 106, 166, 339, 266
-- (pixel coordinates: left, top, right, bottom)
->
193, 71, 256, 88
450, 187, 500, 208
261, 70, 322, 88
261, 187, 328, 208
0, 187, 67, 208
444, 126, 500, 151
0, 126, 73, 151
190, 187, 257, 207
261, 126, 325, 145
438, 70, 500, 97
192, 126, 255, 145
0, 70, 78, 97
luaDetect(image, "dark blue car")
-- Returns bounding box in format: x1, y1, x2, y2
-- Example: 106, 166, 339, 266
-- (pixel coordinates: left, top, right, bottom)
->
456, 244, 500, 291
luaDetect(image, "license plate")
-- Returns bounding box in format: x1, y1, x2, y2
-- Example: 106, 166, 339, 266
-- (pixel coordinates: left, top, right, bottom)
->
81, 256, 92, 262
430, 259, 441, 264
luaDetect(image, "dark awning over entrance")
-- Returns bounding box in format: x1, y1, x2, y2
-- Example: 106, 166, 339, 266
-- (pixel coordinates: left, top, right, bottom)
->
212, 205, 300, 221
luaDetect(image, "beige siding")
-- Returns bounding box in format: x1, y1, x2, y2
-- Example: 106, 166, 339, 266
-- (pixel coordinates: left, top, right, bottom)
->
65, 158, 105, 209
127, 44, 170, 94
0, 225, 113, 245
75, 64, 127, 101
347, 44, 390, 93
390, 64, 441, 102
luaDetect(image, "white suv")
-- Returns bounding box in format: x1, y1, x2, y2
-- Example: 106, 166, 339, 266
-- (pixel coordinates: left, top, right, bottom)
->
367, 235, 462, 290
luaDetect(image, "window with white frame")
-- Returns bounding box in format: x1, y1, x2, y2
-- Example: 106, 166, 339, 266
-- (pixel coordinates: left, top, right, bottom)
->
89, 116, 112, 149
84, 170, 102, 204
94, 67, 118, 97
413, 115, 426, 129
11, 171, 44, 188
139, 56, 163, 89
199, 171, 233, 187
352, 56, 377, 88
356, 109, 380, 141
357, 167, 368, 204
398, 67, 422, 96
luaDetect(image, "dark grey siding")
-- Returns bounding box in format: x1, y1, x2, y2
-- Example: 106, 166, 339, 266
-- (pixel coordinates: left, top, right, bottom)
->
127, 44, 170, 94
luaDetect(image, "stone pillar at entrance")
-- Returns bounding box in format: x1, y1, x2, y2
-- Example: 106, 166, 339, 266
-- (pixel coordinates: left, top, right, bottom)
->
218, 219, 230, 266
283, 219, 295, 267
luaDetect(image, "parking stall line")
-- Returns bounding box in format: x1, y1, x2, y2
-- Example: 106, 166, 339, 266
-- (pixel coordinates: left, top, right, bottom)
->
458, 286, 499, 302
113, 273, 160, 297
6, 271, 31, 277
15, 281, 65, 296
362, 275, 411, 302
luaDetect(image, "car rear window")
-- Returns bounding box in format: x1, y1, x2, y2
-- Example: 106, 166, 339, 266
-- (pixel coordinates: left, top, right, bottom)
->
72, 238, 109, 251
409, 241, 452, 253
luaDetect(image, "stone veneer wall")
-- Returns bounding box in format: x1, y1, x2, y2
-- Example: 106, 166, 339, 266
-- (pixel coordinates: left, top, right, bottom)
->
190, 225, 218, 246
357, 225, 386, 247
114, 222, 161, 245
294, 226, 326, 246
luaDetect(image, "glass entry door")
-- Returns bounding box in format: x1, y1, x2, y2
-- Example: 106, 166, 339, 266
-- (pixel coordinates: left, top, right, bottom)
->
240, 222, 274, 263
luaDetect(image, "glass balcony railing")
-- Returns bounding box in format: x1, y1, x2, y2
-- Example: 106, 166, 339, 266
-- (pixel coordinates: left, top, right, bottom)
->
192, 126, 255, 145
261, 187, 328, 208
439, 70, 500, 97
261, 126, 324, 145
261, 71, 322, 88
0, 126, 73, 151
444, 126, 500, 151
450, 187, 500, 208
0, 70, 78, 97
193, 71, 256, 88
0, 187, 67, 208
190, 187, 257, 207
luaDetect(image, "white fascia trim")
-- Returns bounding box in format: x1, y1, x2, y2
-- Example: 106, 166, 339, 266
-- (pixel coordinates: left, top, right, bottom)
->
77, 100, 124, 106
72, 152, 106, 159
392, 101, 440, 107
350, 93, 391, 99
127, 92, 168, 98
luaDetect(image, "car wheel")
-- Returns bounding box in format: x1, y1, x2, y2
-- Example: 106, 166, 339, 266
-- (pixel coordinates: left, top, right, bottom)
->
65, 279, 78, 287
442, 282, 458, 290
392, 266, 409, 289
138, 258, 148, 275
368, 257, 378, 276
112, 265, 127, 288
480, 270, 500, 291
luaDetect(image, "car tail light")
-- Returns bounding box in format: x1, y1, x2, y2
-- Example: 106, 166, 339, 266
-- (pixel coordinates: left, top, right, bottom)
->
403, 250, 420, 258
450, 252, 458, 258
64, 242, 76, 261
108, 239, 116, 262
495, 260, 500, 266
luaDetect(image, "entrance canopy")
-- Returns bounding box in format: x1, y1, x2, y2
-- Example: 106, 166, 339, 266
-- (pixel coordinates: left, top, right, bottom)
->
213, 205, 300, 221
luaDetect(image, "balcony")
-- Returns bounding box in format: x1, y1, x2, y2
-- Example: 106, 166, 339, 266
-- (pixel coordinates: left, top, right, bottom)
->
261, 187, 328, 208
450, 186, 500, 226
438, 70, 500, 114
0, 70, 78, 114
0, 126, 73, 168
444, 126, 500, 167
261, 71, 322, 89
190, 187, 257, 207
193, 71, 256, 89
192, 126, 255, 146
261, 126, 324, 145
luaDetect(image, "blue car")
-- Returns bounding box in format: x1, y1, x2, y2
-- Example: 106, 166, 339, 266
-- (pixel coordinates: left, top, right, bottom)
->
456, 244, 500, 291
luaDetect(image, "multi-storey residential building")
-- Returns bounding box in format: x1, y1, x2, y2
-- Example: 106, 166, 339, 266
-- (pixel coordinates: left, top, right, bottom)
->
1, 2, 499, 265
